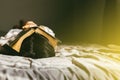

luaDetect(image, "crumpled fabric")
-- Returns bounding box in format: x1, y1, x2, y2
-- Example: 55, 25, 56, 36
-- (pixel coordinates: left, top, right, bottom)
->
0, 29, 22, 45
0, 44, 120, 80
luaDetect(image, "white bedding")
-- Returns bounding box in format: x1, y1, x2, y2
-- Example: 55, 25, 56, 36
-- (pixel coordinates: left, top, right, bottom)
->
0, 44, 120, 80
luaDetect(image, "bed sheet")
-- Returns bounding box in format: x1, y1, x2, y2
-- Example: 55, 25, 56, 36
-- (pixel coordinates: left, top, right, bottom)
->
0, 44, 120, 80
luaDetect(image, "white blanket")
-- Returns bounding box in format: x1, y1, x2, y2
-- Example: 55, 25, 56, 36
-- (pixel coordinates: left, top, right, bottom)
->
0, 44, 120, 80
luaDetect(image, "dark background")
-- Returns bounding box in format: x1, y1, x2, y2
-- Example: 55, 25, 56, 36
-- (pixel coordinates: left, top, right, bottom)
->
0, 0, 120, 45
